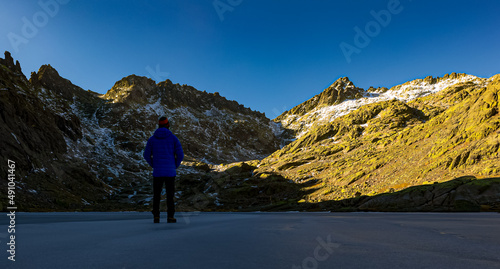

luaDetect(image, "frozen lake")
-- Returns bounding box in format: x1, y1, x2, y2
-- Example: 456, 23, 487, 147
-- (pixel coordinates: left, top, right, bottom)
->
2, 212, 500, 268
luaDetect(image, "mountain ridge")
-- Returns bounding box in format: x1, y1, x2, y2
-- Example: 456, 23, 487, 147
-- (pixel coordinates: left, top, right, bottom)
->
0, 51, 280, 210
1, 51, 498, 212
276, 73, 485, 139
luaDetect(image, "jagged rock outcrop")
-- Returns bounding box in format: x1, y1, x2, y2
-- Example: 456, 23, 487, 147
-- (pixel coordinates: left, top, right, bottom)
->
30, 64, 101, 103
0, 51, 22, 74
276, 77, 364, 120
367, 86, 389, 93
102, 75, 157, 104
275, 77, 365, 138
103, 75, 266, 117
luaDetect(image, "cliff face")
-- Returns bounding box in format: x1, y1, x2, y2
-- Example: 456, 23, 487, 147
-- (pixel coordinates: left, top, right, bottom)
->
0, 53, 108, 210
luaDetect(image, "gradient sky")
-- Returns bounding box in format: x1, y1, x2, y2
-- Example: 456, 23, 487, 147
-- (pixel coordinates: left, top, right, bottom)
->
1, 0, 499, 118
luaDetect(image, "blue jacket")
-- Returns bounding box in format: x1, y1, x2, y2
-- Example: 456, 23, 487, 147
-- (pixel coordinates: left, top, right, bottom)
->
143, 127, 184, 177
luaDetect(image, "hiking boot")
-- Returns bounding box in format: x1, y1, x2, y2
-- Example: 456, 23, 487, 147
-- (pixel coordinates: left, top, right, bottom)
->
154, 216, 160, 223
167, 217, 176, 223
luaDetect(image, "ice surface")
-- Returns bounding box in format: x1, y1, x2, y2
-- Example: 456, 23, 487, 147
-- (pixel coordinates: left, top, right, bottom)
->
2, 212, 500, 269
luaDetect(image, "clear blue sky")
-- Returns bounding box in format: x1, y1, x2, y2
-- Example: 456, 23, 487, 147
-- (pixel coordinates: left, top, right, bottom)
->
1, 0, 499, 118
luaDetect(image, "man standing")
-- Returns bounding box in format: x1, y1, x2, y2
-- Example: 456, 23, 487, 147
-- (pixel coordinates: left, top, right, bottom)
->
143, 116, 184, 223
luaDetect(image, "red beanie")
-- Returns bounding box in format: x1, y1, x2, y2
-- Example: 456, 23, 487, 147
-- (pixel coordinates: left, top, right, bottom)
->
159, 118, 169, 125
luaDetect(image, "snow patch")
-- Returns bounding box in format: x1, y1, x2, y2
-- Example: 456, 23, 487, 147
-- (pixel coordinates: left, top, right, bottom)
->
144, 98, 167, 116
282, 75, 482, 138
269, 121, 284, 137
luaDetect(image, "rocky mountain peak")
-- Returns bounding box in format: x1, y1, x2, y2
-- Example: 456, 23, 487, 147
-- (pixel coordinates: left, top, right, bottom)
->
30, 64, 60, 87
276, 77, 365, 121
321, 76, 364, 104
29, 64, 86, 101
113, 74, 156, 89
103, 74, 157, 104
36, 64, 59, 77
328, 76, 352, 88
0, 51, 22, 75
102, 74, 267, 121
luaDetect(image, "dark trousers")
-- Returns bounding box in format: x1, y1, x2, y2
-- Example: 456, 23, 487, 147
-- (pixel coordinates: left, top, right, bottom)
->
152, 177, 175, 218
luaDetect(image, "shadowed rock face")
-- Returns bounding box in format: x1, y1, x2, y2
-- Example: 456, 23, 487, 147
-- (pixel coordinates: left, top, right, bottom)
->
0, 52, 108, 211
356, 176, 500, 212
0, 51, 281, 211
